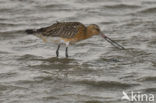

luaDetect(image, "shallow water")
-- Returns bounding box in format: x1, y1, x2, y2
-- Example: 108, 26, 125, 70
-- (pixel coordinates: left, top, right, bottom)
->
0, 0, 156, 103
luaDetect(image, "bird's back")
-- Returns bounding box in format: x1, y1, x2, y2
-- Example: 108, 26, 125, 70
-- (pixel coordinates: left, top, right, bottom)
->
36, 22, 87, 39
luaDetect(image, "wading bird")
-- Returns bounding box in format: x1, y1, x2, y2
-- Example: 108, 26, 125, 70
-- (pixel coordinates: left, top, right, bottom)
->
25, 22, 125, 58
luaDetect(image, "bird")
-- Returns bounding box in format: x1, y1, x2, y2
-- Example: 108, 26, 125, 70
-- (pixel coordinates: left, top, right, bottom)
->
25, 22, 125, 58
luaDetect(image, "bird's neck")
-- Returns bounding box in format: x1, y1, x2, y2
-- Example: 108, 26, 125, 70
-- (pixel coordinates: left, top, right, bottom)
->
85, 29, 95, 39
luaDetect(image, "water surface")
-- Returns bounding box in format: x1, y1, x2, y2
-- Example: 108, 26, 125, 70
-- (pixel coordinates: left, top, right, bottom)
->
0, 0, 156, 103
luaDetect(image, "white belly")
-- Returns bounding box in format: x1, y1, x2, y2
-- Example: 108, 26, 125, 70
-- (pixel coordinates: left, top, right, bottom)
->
46, 37, 61, 43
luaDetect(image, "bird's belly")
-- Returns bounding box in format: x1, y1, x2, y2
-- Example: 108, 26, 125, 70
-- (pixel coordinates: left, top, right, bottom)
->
45, 37, 62, 43
37, 34, 80, 45
37, 34, 61, 43
37, 35, 70, 44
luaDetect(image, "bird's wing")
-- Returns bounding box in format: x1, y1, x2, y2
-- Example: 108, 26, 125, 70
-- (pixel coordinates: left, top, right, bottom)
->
37, 22, 86, 38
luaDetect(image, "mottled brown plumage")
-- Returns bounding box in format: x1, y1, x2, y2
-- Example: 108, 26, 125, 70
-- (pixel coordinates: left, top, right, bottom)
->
25, 21, 125, 58
37, 22, 86, 39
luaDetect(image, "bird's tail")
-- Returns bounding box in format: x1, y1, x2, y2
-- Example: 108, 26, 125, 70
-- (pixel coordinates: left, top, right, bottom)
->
25, 29, 36, 35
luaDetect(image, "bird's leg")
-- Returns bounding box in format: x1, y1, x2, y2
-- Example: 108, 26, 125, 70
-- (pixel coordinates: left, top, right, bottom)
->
65, 47, 68, 58
65, 42, 69, 58
56, 44, 61, 57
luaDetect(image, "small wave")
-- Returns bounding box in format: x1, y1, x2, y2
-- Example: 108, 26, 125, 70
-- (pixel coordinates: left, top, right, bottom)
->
0, 22, 25, 27
42, 96, 59, 101
0, 51, 10, 54
0, 8, 13, 12
0, 84, 26, 91
17, 54, 43, 61
77, 0, 105, 3
137, 76, 156, 82
75, 80, 138, 89
142, 1, 156, 5
0, 23, 16, 27
84, 100, 103, 103
104, 4, 141, 9
0, 30, 24, 37
138, 7, 156, 13
0, 72, 17, 79
30, 57, 77, 64
43, 4, 68, 9
0, 84, 8, 91
141, 88, 156, 93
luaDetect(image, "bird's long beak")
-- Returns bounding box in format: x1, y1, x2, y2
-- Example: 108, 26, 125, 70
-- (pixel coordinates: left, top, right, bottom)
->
100, 32, 125, 49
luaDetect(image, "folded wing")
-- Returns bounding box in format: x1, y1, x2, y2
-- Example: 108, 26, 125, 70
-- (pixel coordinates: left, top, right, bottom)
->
37, 22, 86, 39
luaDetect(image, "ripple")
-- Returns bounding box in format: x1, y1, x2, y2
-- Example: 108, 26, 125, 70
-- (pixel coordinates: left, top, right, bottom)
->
138, 7, 156, 14
0, 30, 25, 40
104, 4, 141, 9
17, 54, 43, 61
137, 76, 156, 82
28, 57, 79, 71
0, 72, 17, 79
0, 0, 156, 103
141, 88, 156, 93
84, 100, 103, 103
74, 80, 139, 89
41, 4, 69, 9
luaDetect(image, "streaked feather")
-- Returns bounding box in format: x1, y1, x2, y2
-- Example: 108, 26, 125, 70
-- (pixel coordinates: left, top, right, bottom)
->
36, 22, 86, 39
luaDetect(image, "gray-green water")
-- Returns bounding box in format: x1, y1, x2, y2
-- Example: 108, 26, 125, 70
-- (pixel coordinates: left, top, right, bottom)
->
0, 0, 156, 103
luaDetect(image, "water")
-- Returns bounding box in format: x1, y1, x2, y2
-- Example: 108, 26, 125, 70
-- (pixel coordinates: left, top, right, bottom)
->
0, 0, 156, 103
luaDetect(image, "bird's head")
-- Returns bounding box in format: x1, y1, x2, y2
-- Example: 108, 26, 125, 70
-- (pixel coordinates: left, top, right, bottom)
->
87, 24, 101, 35
87, 24, 125, 49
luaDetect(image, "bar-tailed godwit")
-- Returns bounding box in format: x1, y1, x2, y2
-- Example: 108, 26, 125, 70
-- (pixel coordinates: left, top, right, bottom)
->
26, 22, 125, 58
